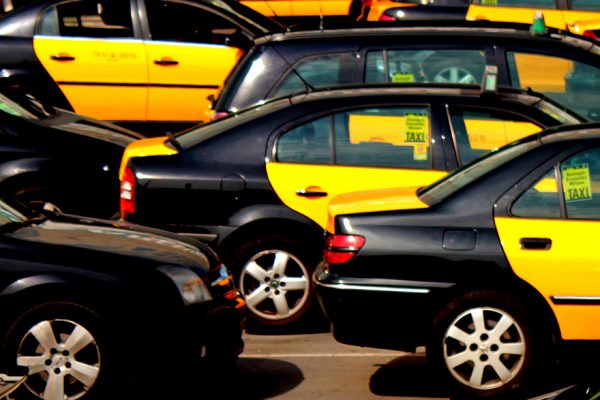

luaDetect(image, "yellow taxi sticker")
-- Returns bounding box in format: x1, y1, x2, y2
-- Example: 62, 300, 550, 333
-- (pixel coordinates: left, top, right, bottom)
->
413, 144, 428, 161
562, 164, 592, 202
392, 72, 415, 83
404, 114, 429, 144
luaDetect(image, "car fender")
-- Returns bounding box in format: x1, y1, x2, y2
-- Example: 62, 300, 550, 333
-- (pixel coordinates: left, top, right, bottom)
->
227, 203, 319, 229
0, 274, 72, 298
0, 157, 57, 186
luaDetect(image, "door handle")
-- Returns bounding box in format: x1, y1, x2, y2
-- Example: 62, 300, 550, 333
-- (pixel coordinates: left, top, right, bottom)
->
296, 189, 328, 198
520, 238, 552, 250
50, 54, 75, 62
154, 58, 179, 66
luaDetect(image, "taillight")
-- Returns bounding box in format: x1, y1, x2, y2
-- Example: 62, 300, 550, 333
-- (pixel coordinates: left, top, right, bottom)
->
379, 14, 396, 21
120, 166, 136, 219
583, 30, 599, 41
323, 234, 366, 264
210, 111, 229, 121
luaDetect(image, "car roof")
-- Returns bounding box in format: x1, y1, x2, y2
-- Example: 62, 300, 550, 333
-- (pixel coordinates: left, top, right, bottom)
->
257, 20, 600, 52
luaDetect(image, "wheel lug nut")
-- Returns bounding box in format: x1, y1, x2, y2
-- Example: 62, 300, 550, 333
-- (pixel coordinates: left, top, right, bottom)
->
280, 282, 286, 287
265, 277, 270, 282
265, 287, 270, 292
65, 362, 71, 368
469, 344, 478, 351
480, 354, 488, 362
50, 349, 58, 354
275, 290, 280, 295
62, 350, 69, 356
274, 274, 280, 279
54, 368, 61, 375
45, 360, 52, 366
491, 344, 499, 352
480, 334, 489, 341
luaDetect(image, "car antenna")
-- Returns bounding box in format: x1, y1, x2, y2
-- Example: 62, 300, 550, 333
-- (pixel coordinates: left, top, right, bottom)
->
319, 2, 324, 31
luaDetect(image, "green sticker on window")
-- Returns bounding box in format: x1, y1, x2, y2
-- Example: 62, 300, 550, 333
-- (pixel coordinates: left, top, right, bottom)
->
391, 72, 415, 83
480, 0, 498, 4
404, 114, 428, 143
562, 164, 592, 202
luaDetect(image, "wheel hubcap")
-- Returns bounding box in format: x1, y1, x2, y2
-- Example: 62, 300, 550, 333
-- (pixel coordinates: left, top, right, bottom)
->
433, 67, 477, 84
443, 307, 526, 391
240, 249, 310, 321
16, 319, 100, 399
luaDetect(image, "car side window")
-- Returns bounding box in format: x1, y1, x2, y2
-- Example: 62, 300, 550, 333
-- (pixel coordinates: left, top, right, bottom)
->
277, 107, 432, 169
146, 0, 238, 45
560, 149, 600, 219
449, 108, 542, 165
37, 1, 133, 38
511, 169, 561, 218
470, 0, 556, 7
269, 53, 357, 99
365, 49, 486, 85
571, 0, 600, 11
507, 52, 600, 121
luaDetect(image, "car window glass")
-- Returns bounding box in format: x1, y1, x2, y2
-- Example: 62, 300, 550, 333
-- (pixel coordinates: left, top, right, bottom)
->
449, 108, 542, 165
277, 107, 432, 168
571, 0, 600, 11
470, 0, 556, 7
37, 1, 133, 38
560, 149, 600, 219
146, 0, 238, 45
511, 169, 561, 218
507, 52, 600, 121
276, 116, 333, 164
335, 107, 432, 168
365, 49, 486, 85
270, 53, 356, 99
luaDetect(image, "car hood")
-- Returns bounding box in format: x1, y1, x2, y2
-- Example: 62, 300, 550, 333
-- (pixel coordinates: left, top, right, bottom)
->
327, 186, 428, 232
6, 214, 216, 273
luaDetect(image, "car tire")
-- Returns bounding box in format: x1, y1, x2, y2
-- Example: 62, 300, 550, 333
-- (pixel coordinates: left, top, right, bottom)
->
1, 302, 116, 400
229, 234, 320, 328
10, 185, 65, 214
428, 291, 537, 398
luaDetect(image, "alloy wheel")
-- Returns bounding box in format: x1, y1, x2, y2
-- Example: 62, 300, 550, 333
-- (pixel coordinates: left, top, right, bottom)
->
433, 67, 478, 84
443, 306, 526, 391
240, 249, 310, 321
16, 319, 100, 399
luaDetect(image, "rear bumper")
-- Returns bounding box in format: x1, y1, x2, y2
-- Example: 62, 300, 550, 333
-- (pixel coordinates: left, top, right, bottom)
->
313, 264, 450, 352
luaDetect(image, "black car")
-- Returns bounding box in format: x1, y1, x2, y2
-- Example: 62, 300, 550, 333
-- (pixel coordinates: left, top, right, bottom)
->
314, 122, 600, 397
0, 85, 143, 219
119, 84, 584, 328
211, 21, 600, 122
0, 197, 245, 399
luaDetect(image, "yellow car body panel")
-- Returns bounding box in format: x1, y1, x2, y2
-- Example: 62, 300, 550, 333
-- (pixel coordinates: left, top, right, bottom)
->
266, 162, 445, 229
512, 53, 573, 93
241, 0, 351, 16
495, 217, 600, 340
119, 136, 177, 179
326, 185, 428, 232
33, 36, 147, 121
464, 119, 541, 150
145, 42, 243, 122
367, 1, 416, 21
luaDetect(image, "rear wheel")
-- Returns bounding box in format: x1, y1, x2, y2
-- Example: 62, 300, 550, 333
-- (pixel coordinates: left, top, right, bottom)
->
428, 292, 538, 398
229, 235, 319, 328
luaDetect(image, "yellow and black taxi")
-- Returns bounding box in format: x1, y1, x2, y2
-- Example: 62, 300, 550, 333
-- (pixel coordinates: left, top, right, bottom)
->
466, 0, 600, 38
118, 83, 583, 328
314, 122, 600, 398
213, 22, 600, 123
0, 0, 285, 131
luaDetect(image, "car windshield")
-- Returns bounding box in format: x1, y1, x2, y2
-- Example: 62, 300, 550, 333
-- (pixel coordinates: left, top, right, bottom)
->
0, 91, 55, 119
205, 0, 286, 34
418, 136, 540, 205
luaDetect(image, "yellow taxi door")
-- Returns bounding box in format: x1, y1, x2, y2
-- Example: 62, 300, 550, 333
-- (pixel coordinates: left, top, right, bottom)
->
33, 1, 147, 121
267, 107, 447, 229
143, 0, 244, 123
466, 3, 566, 29
495, 151, 600, 341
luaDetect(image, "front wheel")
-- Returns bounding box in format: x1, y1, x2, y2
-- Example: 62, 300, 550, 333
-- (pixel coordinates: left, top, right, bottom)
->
1, 302, 114, 400
230, 235, 319, 328
428, 292, 537, 398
